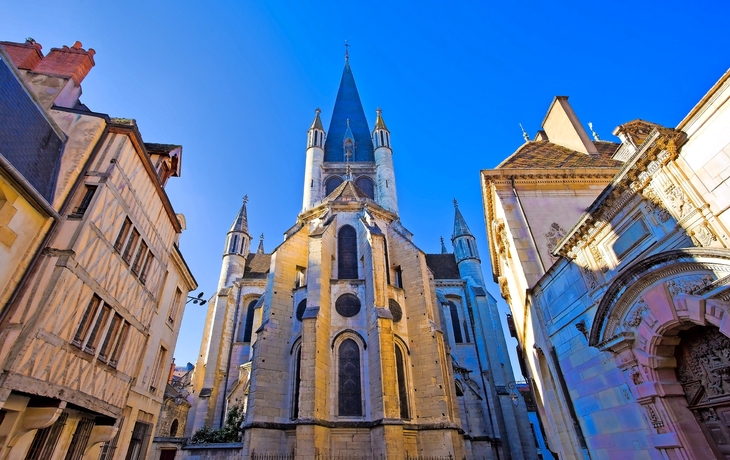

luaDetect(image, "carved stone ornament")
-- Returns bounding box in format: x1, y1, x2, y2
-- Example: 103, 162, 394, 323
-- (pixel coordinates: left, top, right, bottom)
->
644, 402, 664, 429
544, 222, 566, 253
666, 274, 714, 297
590, 246, 609, 273
690, 223, 717, 248
622, 299, 649, 330
676, 326, 730, 406
498, 276, 511, 304
665, 184, 688, 218
641, 186, 671, 223
581, 265, 598, 289
493, 220, 511, 262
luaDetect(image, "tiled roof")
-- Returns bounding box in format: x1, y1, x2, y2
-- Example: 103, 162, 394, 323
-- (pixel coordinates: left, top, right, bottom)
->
0, 56, 63, 203
244, 253, 271, 279
426, 254, 461, 280
496, 140, 621, 169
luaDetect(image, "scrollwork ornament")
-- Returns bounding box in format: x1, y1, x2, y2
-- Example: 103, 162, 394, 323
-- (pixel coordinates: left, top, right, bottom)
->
623, 299, 649, 330
690, 223, 717, 247
665, 184, 688, 218
666, 274, 714, 297
544, 222, 566, 254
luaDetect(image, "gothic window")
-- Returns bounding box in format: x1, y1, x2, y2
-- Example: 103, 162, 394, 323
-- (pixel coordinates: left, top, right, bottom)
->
325, 176, 344, 196
169, 419, 179, 437
335, 294, 361, 318
291, 347, 302, 419
338, 339, 362, 416
395, 345, 409, 419
388, 299, 403, 322
295, 299, 307, 322
355, 176, 374, 199
229, 234, 238, 254
448, 301, 463, 343
338, 225, 358, 279
242, 298, 259, 342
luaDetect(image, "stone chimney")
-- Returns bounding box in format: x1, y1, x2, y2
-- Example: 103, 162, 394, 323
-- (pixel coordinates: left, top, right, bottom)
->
34, 41, 95, 85
0, 39, 44, 70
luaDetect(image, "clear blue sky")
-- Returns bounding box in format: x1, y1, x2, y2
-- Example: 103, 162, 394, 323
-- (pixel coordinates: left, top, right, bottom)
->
2, 1, 728, 371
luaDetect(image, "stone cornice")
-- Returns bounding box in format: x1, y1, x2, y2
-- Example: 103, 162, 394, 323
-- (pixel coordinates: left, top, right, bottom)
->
553, 128, 687, 258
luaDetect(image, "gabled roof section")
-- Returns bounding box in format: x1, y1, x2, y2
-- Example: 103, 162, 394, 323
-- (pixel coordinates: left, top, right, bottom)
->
243, 253, 271, 279
324, 61, 374, 163
495, 140, 621, 170
426, 254, 461, 280
324, 179, 371, 203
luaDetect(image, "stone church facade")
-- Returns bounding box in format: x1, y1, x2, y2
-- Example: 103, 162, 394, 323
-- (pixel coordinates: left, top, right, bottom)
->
481, 69, 730, 458
187, 57, 536, 459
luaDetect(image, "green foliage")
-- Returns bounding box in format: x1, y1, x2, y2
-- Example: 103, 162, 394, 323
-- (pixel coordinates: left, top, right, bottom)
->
190, 404, 245, 444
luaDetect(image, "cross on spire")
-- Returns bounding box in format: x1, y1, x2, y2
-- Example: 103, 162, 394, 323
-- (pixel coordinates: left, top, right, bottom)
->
344, 40, 349, 62
243, 195, 249, 204
453, 198, 459, 208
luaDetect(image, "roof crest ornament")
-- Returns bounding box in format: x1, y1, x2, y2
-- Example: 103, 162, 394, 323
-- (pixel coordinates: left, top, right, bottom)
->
520, 124, 530, 143
588, 122, 601, 141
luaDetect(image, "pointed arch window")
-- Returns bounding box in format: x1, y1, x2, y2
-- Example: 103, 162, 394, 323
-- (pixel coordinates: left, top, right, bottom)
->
338, 225, 358, 279
241, 298, 259, 342
395, 345, 409, 419
448, 301, 463, 343
229, 234, 238, 254
292, 346, 302, 419
325, 176, 344, 196
338, 338, 362, 416
355, 176, 374, 199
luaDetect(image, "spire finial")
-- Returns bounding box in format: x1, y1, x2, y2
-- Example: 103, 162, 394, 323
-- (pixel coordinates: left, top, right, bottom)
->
344, 40, 349, 62
243, 195, 249, 204
315, 107, 321, 115
588, 122, 600, 141
453, 198, 459, 208
519, 124, 530, 142
257, 233, 265, 254
376, 107, 382, 115
440, 236, 448, 254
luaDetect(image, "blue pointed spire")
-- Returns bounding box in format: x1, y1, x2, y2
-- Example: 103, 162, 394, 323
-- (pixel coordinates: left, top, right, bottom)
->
452, 199, 473, 239
324, 60, 374, 162
230, 195, 249, 234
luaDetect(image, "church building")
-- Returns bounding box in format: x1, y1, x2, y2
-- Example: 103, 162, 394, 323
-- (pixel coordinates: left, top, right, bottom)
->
187, 55, 536, 459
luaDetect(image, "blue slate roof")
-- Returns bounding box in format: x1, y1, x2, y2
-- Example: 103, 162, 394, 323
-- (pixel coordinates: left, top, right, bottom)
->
324, 60, 374, 162
452, 204, 473, 239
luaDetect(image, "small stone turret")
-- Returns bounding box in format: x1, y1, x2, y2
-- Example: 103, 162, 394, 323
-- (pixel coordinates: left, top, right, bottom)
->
217, 196, 251, 289
302, 108, 326, 211
452, 200, 483, 284
373, 108, 398, 214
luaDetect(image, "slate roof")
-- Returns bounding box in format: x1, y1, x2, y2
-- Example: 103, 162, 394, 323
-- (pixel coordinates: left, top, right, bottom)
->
323, 60, 374, 163
426, 254, 461, 280
496, 140, 621, 170
0, 55, 64, 203
244, 253, 271, 279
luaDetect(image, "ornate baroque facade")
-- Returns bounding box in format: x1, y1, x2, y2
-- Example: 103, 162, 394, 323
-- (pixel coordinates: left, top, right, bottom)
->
0, 39, 196, 459
481, 70, 730, 458
185, 56, 536, 460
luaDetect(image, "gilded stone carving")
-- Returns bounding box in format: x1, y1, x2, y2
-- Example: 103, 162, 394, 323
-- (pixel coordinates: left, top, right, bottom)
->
666, 274, 714, 297
544, 222, 566, 253
590, 246, 609, 273
676, 327, 730, 405
690, 223, 717, 248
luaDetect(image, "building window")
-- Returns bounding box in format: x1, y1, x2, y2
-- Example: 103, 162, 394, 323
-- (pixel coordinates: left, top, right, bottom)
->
99, 313, 123, 362
74, 295, 102, 346
388, 299, 403, 322
85, 305, 112, 354
229, 234, 238, 254
69, 185, 97, 218
335, 294, 361, 318
98, 417, 123, 460
338, 225, 358, 279
295, 299, 307, 322
338, 338, 362, 416
114, 218, 132, 252
355, 176, 374, 199
393, 266, 403, 288
242, 298, 258, 342
455, 381, 464, 397
325, 176, 344, 196
122, 229, 140, 263
139, 252, 154, 285
124, 421, 151, 460
131, 241, 148, 275
169, 419, 179, 437
150, 346, 167, 394
73, 295, 129, 365
448, 301, 463, 343
291, 347, 302, 419
63, 417, 94, 460
295, 266, 307, 288
395, 345, 409, 419
25, 412, 68, 460
168, 288, 183, 324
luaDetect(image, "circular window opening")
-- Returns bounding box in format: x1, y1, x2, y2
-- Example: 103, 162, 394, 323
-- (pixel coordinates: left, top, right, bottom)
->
388, 299, 403, 322
336, 294, 361, 318
296, 299, 307, 322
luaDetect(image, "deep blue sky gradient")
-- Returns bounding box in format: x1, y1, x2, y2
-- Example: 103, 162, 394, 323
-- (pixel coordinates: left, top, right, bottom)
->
2, 1, 728, 370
